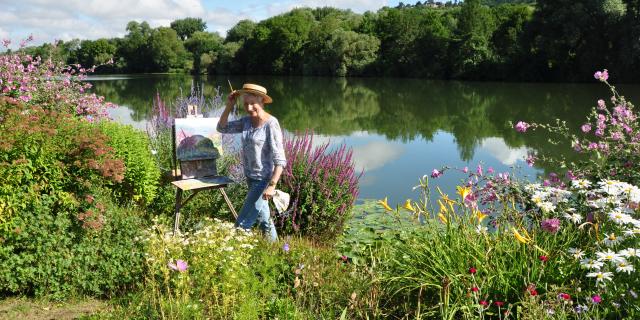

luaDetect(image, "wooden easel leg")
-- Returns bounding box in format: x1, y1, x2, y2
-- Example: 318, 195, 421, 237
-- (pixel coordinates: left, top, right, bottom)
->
220, 188, 238, 219
174, 189, 183, 235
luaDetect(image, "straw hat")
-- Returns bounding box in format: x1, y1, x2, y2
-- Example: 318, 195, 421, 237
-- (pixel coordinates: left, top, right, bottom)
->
237, 83, 272, 104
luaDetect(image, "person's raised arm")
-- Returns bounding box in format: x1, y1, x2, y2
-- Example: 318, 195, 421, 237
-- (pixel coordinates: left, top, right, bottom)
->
217, 90, 242, 133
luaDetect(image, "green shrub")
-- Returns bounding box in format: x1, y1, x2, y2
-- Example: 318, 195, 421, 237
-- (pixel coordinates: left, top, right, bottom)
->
0, 99, 125, 230
0, 190, 145, 299
97, 121, 160, 206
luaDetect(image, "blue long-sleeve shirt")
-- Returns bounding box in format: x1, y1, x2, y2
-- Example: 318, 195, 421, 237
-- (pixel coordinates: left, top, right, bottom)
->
217, 116, 287, 181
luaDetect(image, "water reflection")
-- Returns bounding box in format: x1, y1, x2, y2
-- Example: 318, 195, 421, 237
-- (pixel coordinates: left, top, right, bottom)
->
88, 74, 640, 203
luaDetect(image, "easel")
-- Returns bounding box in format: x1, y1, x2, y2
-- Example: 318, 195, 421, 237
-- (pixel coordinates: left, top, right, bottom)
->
171, 105, 238, 235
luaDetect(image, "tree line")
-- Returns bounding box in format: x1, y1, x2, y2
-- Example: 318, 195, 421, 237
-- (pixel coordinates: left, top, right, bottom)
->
18, 0, 640, 82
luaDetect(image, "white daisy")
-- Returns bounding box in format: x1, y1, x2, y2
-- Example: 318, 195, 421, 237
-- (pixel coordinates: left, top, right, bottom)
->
586, 271, 614, 284
539, 201, 556, 213
580, 258, 604, 269
603, 233, 623, 247
608, 210, 635, 225
616, 261, 635, 274
596, 250, 626, 263
563, 212, 584, 224
525, 183, 542, 193
475, 225, 488, 234
568, 248, 585, 259
619, 248, 639, 259
531, 192, 547, 205
572, 179, 592, 189
624, 228, 640, 236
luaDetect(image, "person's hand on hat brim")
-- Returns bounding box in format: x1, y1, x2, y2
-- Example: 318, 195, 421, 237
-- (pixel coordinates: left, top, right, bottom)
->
225, 90, 239, 110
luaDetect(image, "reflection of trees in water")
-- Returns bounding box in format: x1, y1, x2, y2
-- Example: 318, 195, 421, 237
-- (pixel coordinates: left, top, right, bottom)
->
89, 74, 640, 171
89, 75, 217, 121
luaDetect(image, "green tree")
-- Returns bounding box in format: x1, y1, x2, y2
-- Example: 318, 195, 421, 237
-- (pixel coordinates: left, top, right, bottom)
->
72, 39, 116, 68
170, 17, 207, 41
119, 21, 153, 72
225, 20, 256, 43
149, 27, 188, 72
451, 0, 497, 78
326, 30, 379, 76
184, 31, 223, 74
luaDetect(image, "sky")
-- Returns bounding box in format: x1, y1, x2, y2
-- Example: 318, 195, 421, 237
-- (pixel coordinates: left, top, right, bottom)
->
0, 0, 403, 48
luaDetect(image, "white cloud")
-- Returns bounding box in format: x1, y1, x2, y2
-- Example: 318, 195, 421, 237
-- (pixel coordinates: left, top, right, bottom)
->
352, 140, 403, 172
479, 137, 529, 165
1, 0, 394, 48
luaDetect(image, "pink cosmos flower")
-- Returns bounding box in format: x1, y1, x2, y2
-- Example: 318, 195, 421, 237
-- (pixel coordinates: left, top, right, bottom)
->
526, 154, 536, 167
168, 259, 188, 272
514, 121, 530, 133
591, 295, 602, 304
581, 124, 592, 133
431, 169, 443, 178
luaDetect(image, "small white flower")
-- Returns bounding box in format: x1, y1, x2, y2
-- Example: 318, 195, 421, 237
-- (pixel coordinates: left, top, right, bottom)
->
151, 149, 158, 155
531, 192, 546, 205
563, 212, 584, 224
596, 249, 625, 263
539, 201, 556, 213
572, 179, 592, 189
616, 261, 635, 274
580, 258, 604, 270
475, 225, 488, 234
624, 228, 640, 236
568, 248, 585, 259
586, 271, 614, 284
619, 248, 639, 259
603, 233, 623, 247
608, 210, 635, 225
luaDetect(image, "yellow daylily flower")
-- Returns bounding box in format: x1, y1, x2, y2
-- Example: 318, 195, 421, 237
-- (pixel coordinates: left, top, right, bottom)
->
438, 199, 448, 214
512, 227, 531, 244
377, 197, 393, 212
403, 199, 416, 212
474, 209, 488, 224
438, 212, 448, 224
456, 186, 471, 200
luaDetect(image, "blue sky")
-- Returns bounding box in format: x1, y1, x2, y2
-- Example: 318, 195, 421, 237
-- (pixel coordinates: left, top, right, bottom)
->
1, 0, 403, 48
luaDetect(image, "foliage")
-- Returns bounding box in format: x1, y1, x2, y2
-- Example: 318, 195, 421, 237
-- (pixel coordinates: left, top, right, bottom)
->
111, 221, 378, 319
0, 190, 145, 299
277, 132, 361, 242
170, 17, 207, 41
97, 121, 160, 206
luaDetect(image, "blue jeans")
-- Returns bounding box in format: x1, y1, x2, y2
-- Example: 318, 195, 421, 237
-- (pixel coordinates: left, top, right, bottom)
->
235, 178, 278, 242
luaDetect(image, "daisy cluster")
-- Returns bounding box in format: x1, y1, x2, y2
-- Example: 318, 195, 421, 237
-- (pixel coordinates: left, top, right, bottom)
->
525, 179, 640, 286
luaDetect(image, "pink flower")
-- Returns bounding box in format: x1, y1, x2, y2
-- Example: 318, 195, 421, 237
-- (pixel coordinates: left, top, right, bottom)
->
514, 121, 530, 133
168, 259, 188, 272
431, 169, 443, 178
471, 286, 479, 292
479, 300, 489, 307
469, 267, 477, 274
597, 99, 606, 110
1, 39, 10, 48
476, 165, 483, 176
539, 255, 549, 262
526, 154, 536, 167
594, 69, 609, 82
541, 218, 560, 234
494, 301, 505, 307
283, 243, 290, 252
487, 167, 494, 174
581, 124, 592, 133
463, 166, 469, 173
591, 295, 602, 304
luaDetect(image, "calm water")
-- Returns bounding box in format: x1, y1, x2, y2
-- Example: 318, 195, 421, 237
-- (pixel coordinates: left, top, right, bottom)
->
88, 74, 640, 205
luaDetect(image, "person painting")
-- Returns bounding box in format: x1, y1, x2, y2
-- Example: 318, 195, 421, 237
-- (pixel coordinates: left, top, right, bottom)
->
217, 83, 286, 242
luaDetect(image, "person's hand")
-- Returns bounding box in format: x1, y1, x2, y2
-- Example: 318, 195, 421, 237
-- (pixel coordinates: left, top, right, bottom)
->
226, 90, 239, 109
262, 185, 276, 200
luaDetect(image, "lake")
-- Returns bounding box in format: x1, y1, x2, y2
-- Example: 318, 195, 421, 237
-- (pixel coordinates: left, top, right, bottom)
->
88, 74, 640, 206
